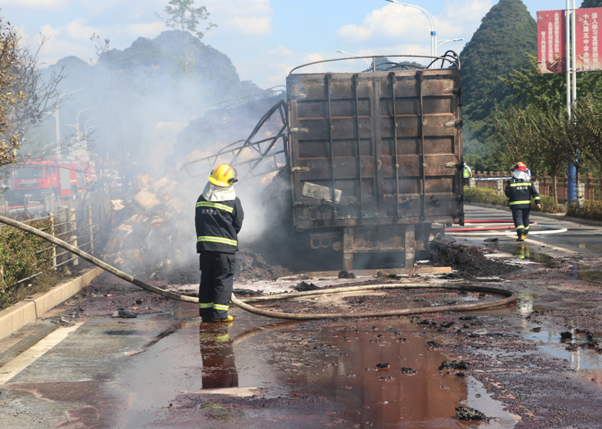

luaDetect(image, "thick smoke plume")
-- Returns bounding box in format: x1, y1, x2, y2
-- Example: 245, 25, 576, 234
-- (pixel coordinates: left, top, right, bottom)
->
21, 30, 300, 282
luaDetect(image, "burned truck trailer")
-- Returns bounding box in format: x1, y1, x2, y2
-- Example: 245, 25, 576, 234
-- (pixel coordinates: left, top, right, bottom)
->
180, 54, 464, 270
285, 55, 464, 270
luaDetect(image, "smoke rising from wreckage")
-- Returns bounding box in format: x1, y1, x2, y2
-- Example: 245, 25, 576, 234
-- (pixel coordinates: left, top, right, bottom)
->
105, 53, 466, 280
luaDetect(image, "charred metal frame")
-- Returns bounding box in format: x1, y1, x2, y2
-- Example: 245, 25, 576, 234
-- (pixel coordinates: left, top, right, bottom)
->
181, 100, 289, 180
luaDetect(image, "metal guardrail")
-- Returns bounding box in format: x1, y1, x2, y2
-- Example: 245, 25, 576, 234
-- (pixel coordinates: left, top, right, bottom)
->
0, 200, 112, 292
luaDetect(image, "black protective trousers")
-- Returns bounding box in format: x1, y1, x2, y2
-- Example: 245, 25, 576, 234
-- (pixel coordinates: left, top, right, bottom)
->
511, 208, 531, 237
199, 251, 236, 320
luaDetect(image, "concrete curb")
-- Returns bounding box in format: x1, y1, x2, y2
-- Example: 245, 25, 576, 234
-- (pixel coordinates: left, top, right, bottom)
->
466, 203, 602, 228
0, 267, 103, 342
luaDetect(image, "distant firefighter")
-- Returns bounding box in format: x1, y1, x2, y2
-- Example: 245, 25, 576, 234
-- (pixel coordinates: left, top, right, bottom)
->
462, 162, 473, 186
504, 162, 541, 242
195, 164, 244, 323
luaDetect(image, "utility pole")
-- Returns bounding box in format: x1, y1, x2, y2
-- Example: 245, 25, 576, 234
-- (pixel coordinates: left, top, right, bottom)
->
566, 0, 577, 204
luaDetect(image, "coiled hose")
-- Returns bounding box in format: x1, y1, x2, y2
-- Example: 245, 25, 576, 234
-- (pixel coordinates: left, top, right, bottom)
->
0, 214, 517, 320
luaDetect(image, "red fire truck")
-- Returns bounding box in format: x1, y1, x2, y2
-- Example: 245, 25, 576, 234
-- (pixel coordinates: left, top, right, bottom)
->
11, 157, 96, 202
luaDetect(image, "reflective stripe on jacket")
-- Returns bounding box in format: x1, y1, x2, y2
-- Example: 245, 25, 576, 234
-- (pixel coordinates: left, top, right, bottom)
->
504, 179, 540, 209
195, 196, 244, 253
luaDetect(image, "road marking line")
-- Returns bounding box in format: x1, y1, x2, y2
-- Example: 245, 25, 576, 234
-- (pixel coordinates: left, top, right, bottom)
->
0, 321, 85, 385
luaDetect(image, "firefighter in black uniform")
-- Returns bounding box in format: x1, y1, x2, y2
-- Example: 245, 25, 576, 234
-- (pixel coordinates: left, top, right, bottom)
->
195, 164, 244, 322
504, 162, 541, 242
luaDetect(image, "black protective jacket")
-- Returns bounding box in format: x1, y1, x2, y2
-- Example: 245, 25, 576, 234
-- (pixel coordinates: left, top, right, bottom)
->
195, 196, 244, 254
504, 178, 540, 210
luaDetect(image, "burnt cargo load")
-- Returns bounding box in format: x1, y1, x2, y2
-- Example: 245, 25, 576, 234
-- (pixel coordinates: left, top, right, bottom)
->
286, 55, 464, 270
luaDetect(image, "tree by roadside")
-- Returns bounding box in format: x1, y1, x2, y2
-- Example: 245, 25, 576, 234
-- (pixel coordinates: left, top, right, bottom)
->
156, 0, 216, 74
501, 54, 602, 112
157, 0, 216, 41
491, 96, 602, 203
0, 15, 64, 168
0, 16, 21, 167
492, 103, 569, 195
571, 94, 602, 177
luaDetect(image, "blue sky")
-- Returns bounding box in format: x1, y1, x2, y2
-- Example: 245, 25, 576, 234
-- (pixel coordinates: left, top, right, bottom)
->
2, 0, 574, 88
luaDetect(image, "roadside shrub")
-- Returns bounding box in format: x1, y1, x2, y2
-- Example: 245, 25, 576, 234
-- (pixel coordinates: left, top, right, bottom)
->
463, 187, 508, 206
0, 218, 53, 305
464, 187, 566, 214
538, 195, 565, 213
567, 201, 602, 221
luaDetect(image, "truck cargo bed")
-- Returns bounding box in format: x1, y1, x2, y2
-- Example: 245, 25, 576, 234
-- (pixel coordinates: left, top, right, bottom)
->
286, 57, 463, 269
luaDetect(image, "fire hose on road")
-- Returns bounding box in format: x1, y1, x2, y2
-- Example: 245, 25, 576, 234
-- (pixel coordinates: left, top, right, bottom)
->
445, 220, 567, 237
0, 214, 517, 320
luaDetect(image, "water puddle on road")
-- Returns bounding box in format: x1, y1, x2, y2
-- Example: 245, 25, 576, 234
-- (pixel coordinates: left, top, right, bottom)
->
577, 270, 602, 284
482, 242, 556, 266
206, 318, 516, 428
106, 312, 518, 428
578, 243, 602, 254
514, 293, 602, 373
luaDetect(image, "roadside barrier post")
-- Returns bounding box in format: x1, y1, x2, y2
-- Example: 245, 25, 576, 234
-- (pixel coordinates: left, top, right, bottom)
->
67, 208, 78, 266
577, 183, 585, 207
469, 178, 475, 188
99, 204, 103, 242
24, 198, 28, 215
58, 207, 67, 267
88, 206, 94, 254
43, 194, 54, 214
533, 181, 540, 195
49, 212, 57, 270
496, 179, 504, 195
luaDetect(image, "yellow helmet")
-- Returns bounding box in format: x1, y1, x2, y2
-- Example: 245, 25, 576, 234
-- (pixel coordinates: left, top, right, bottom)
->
209, 164, 238, 187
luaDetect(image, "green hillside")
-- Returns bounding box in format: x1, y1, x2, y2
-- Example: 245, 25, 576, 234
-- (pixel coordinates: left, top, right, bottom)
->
460, 0, 537, 170
581, 0, 602, 7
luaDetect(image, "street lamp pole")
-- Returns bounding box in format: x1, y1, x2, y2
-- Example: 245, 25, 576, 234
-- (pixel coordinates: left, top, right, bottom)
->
51, 88, 83, 157
83, 117, 100, 156
437, 38, 464, 50
335, 50, 372, 68
386, 0, 436, 57
67, 106, 96, 159
74, 106, 96, 135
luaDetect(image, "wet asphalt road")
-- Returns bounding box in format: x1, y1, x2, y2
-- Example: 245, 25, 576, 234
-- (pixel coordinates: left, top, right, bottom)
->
0, 301, 518, 428
1, 203, 602, 428
463, 204, 602, 256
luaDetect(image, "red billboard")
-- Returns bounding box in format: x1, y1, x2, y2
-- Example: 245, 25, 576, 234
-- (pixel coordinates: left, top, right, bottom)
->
575, 8, 602, 71
537, 10, 566, 74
